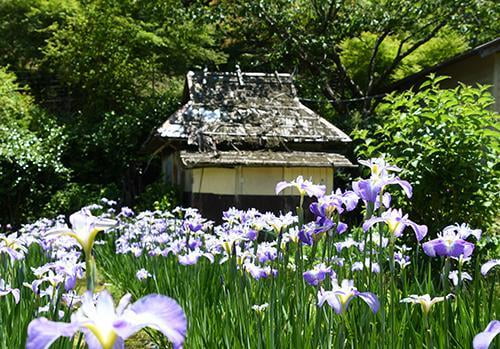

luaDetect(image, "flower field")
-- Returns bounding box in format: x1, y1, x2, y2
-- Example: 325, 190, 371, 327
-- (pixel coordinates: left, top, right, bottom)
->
1, 159, 498, 348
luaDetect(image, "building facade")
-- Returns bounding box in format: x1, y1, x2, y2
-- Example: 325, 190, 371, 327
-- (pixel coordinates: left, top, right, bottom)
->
145, 71, 354, 218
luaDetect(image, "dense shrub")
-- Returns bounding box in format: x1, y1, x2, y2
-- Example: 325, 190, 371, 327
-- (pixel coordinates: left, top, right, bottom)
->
41, 182, 120, 218
354, 75, 499, 234
0, 67, 68, 225
134, 179, 179, 212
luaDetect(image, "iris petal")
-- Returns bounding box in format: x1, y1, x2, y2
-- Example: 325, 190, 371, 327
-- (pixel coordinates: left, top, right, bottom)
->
473, 320, 500, 349
26, 318, 78, 349
116, 294, 187, 349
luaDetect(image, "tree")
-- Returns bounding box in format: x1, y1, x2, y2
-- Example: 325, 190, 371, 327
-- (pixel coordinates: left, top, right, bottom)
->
221, 0, 499, 126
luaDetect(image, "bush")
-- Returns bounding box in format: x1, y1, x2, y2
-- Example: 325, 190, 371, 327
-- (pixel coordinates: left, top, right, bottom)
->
134, 179, 179, 212
353, 75, 499, 234
41, 182, 120, 218
0, 67, 68, 225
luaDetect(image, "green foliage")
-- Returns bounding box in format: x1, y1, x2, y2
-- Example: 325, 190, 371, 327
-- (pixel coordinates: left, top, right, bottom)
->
134, 180, 179, 212
340, 30, 469, 88
354, 76, 499, 233
0, 67, 68, 225
41, 182, 120, 218
0, 0, 79, 69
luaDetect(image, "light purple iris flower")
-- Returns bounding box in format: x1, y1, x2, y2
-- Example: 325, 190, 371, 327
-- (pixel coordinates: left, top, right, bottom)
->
473, 320, 500, 349
244, 262, 277, 280
351, 259, 380, 273
444, 223, 481, 241
422, 227, 475, 258
135, 268, 152, 281
481, 259, 500, 276
394, 252, 411, 269
46, 209, 117, 256
358, 158, 402, 175
0, 233, 28, 261
275, 176, 326, 198
317, 279, 379, 314
177, 250, 214, 266
0, 278, 20, 304
448, 270, 472, 286
363, 208, 428, 241
27, 290, 187, 349
303, 263, 335, 286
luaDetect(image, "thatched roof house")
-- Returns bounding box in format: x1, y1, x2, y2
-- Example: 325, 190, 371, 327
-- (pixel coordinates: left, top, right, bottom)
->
146, 70, 354, 217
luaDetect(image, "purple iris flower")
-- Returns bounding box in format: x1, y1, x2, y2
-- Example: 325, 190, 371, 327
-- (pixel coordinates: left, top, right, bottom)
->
119, 207, 134, 218
352, 177, 412, 204
244, 262, 277, 280
26, 290, 187, 349
353, 158, 412, 204
422, 227, 475, 258
362, 208, 428, 241
275, 176, 326, 198
481, 259, 500, 276
317, 279, 379, 314
309, 189, 359, 217
298, 221, 340, 246
394, 252, 411, 269
303, 263, 335, 286
473, 320, 500, 349
256, 242, 278, 263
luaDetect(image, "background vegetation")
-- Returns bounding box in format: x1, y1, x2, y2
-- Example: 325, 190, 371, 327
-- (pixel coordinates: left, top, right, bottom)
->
0, 0, 498, 228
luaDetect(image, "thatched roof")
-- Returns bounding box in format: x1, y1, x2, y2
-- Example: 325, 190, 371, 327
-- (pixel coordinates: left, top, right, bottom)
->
179, 150, 355, 168
155, 71, 351, 151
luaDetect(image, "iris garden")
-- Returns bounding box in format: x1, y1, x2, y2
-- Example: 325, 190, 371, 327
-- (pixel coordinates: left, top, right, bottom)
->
0, 158, 498, 348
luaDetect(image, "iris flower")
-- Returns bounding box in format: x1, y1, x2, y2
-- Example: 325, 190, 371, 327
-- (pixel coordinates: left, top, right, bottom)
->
473, 320, 500, 349
244, 262, 277, 280
303, 263, 335, 286
353, 158, 411, 205
46, 209, 117, 257
362, 208, 428, 242
400, 294, 453, 314
27, 290, 187, 349
358, 158, 402, 177
443, 223, 481, 241
448, 270, 472, 286
0, 278, 20, 304
0, 233, 28, 261
352, 177, 412, 204
422, 227, 475, 258
309, 189, 359, 217
317, 279, 379, 314
481, 259, 500, 276
275, 176, 326, 198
